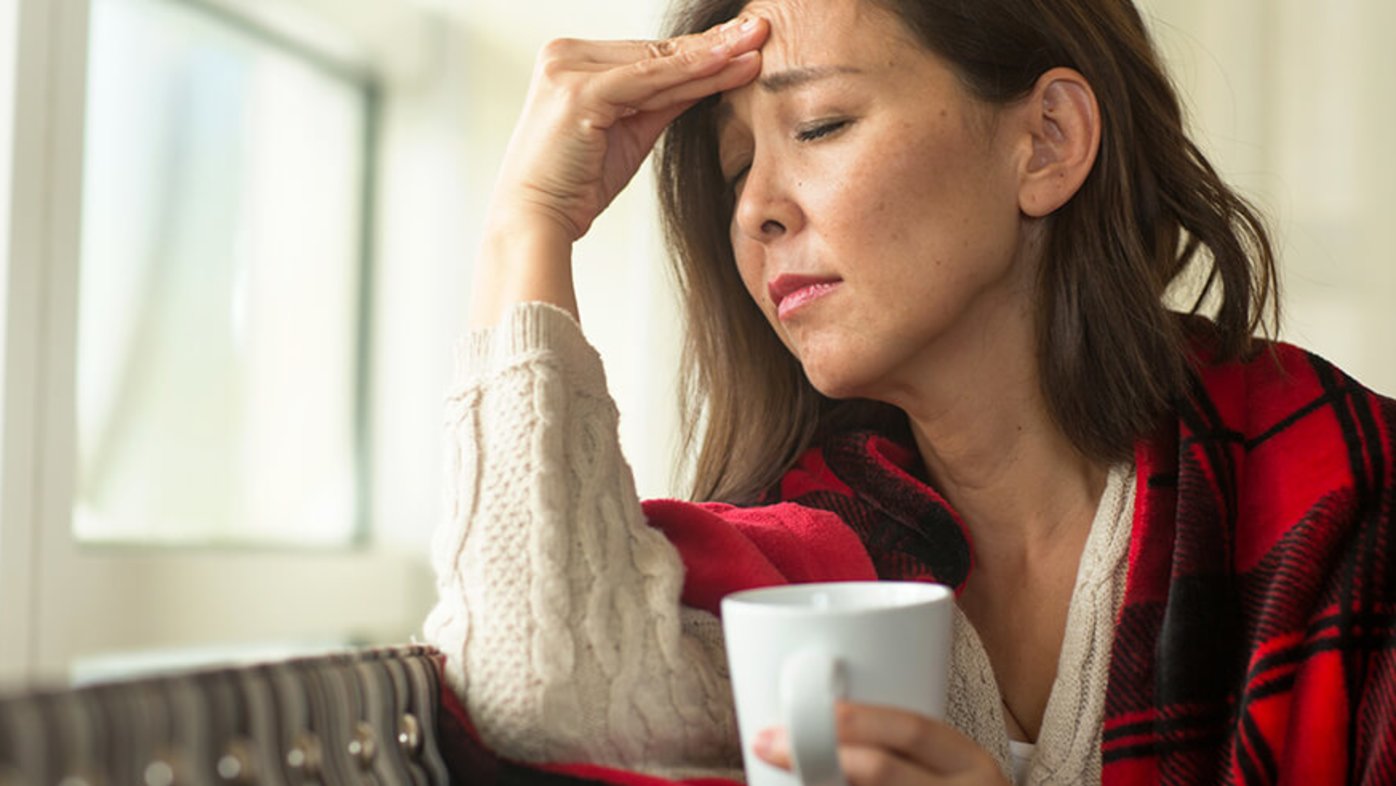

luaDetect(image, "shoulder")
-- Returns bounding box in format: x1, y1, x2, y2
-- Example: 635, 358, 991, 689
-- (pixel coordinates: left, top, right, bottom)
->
1182, 331, 1394, 555
1184, 323, 1394, 457
1206, 336, 1390, 443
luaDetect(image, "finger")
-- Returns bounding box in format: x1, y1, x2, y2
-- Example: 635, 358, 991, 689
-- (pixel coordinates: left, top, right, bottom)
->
531, 21, 748, 84
573, 15, 759, 66
753, 730, 926, 786
753, 727, 793, 770
626, 50, 760, 114
592, 17, 767, 107
606, 51, 756, 151
836, 702, 983, 775
838, 745, 929, 786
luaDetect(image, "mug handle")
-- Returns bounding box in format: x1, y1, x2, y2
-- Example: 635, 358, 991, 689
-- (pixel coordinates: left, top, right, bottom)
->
779, 650, 849, 786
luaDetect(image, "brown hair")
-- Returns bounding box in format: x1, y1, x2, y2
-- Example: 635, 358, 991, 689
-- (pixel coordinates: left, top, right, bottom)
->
657, 0, 1279, 503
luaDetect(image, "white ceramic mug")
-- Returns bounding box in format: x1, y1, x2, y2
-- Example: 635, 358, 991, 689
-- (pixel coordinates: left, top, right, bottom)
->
721, 581, 955, 786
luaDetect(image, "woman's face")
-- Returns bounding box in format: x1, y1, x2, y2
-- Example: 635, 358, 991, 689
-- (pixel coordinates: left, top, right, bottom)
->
717, 0, 1037, 405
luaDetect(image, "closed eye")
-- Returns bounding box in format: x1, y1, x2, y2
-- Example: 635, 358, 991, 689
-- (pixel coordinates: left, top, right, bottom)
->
726, 120, 852, 193
727, 164, 751, 194
796, 119, 849, 142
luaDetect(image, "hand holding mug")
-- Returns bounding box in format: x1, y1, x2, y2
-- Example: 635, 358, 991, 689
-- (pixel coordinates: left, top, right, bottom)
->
754, 702, 1010, 786
721, 582, 965, 786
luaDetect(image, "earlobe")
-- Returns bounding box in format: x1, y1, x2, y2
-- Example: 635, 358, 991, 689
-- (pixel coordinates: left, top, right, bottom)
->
1018, 68, 1101, 218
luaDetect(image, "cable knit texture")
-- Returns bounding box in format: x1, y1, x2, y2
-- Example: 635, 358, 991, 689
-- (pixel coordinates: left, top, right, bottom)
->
1030, 464, 1134, 785
946, 464, 1136, 785
423, 302, 1136, 784
422, 302, 740, 780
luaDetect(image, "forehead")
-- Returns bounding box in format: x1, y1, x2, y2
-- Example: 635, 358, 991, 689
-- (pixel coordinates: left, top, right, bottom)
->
739, 0, 911, 61
719, 0, 920, 117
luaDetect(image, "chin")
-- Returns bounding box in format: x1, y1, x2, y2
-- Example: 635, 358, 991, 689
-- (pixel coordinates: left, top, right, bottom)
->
798, 359, 879, 402
785, 330, 905, 400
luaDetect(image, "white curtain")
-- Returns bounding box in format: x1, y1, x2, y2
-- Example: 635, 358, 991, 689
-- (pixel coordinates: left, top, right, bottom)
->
76, 0, 366, 544
1139, 0, 1396, 395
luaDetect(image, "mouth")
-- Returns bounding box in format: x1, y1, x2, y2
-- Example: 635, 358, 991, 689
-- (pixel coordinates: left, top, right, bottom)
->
768, 274, 844, 320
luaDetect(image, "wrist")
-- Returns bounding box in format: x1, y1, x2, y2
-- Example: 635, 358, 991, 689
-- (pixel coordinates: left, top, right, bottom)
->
482, 197, 580, 245
470, 213, 579, 330
483, 188, 586, 242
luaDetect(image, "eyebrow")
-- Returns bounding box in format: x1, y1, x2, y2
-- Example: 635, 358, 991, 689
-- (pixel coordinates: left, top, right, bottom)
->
715, 65, 864, 127
757, 65, 863, 93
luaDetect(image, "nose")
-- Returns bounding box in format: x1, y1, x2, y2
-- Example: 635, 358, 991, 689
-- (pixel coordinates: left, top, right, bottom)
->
732, 158, 804, 242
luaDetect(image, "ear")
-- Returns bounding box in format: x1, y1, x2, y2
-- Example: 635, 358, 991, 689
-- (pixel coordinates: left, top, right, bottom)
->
1016, 68, 1101, 218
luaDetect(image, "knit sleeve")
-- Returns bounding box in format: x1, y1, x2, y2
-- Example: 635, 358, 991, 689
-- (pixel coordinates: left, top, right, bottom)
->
422, 302, 741, 778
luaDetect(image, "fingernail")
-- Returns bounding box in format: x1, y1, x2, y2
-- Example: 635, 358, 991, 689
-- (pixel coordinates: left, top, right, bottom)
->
753, 728, 773, 757
740, 16, 760, 32
718, 16, 744, 32
753, 727, 785, 760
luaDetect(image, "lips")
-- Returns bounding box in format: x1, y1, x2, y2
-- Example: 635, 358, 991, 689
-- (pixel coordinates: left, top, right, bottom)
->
768, 274, 843, 319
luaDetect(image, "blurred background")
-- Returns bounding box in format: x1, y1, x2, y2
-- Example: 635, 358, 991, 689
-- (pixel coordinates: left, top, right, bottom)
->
0, 0, 1392, 685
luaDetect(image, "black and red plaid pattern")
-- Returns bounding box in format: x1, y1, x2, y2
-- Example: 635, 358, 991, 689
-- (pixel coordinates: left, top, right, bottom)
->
1098, 344, 1396, 784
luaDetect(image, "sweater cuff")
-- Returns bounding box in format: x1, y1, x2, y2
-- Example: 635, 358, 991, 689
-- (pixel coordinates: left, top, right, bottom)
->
453, 301, 609, 395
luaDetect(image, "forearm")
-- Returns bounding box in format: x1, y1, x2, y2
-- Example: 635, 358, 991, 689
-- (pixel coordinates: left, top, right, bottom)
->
468, 216, 578, 330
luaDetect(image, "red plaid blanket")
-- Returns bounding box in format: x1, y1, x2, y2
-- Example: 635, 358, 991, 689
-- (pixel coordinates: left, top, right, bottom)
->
437, 339, 1396, 785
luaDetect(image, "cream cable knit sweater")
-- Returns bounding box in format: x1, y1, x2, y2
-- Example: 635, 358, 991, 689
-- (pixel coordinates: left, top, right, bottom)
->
423, 302, 1136, 785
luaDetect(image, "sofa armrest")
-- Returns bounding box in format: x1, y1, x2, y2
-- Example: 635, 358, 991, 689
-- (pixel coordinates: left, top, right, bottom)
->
0, 644, 451, 785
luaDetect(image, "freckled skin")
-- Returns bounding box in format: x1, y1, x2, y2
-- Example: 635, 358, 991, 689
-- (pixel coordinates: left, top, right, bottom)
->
719, 0, 1039, 412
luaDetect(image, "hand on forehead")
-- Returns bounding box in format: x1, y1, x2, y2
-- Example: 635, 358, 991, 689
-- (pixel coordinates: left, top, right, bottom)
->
719, 0, 919, 110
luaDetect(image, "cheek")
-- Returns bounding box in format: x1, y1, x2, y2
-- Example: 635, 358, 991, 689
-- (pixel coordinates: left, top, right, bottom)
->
731, 238, 768, 310
870, 137, 1017, 251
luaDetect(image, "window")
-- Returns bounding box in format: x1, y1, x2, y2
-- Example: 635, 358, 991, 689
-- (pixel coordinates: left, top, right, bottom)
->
0, 0, 426, 684
76, 0, 373, 546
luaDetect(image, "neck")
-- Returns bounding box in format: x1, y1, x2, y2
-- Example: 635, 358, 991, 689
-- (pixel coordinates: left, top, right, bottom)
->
911, 393, 1106, 563
880, 285, 1107, 563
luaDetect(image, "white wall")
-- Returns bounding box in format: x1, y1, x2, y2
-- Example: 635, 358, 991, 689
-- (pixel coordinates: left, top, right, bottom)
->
1139, 0, 1396, 395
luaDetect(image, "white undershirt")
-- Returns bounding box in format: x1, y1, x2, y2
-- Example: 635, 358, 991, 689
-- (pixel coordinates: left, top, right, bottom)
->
1009, 740, 1035, 785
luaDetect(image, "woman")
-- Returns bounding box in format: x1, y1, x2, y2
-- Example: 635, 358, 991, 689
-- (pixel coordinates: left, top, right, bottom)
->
424, 0, 1396, 784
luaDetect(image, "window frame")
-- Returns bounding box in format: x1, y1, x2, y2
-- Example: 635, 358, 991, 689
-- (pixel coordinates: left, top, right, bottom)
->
0, 0, 424, 685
